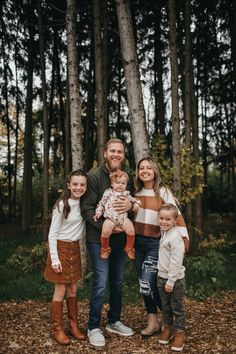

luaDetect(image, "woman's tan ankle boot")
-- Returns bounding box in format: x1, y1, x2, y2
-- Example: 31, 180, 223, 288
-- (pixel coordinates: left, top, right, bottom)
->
141, 314, 161, 336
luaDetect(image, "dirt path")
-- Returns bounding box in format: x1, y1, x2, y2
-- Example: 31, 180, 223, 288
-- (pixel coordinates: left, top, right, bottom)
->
0, 293, 235, 354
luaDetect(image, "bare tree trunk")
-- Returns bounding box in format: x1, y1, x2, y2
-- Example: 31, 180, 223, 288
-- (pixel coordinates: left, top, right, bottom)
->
154, 1, 165, 136
38, 0, 49, 240
66, 0, 86, 279
93, 0, 107, 162
183, 0, 193, 229
66, 0, 83, 169
85, 42, 95, 171
115, 0, 149, 162
21, 1, 34, 232
13, 26, 20, 218
168, 0, 181, 196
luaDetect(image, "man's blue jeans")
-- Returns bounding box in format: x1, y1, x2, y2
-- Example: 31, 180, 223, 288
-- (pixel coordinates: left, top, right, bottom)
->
87, 242, 126, 330
135, 234, 162, 314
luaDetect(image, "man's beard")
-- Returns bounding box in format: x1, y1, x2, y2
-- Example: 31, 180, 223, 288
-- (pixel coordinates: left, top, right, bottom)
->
105, 159, 122, 172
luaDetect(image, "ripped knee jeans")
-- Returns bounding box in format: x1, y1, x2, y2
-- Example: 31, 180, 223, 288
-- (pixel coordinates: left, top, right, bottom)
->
135, 234, 162, 313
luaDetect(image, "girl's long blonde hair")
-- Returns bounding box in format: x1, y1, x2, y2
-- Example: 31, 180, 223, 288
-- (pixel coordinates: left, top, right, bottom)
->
134, 157, 167, 197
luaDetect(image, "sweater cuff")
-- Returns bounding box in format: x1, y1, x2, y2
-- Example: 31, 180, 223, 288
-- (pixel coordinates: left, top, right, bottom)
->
166, 279, 175, 287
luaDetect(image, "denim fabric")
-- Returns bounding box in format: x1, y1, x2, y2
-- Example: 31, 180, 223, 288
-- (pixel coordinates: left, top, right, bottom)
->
87, 242, 126, 330
134, 234, 162, 314
157, 276, 186, 331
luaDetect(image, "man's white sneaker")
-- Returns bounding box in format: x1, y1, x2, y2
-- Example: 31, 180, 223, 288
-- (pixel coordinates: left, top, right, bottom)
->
88, 328, 105, 347
106, 321, 134, 336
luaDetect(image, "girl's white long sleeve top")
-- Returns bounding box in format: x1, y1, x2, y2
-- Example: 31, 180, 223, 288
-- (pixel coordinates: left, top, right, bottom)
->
48, 198, 85, 266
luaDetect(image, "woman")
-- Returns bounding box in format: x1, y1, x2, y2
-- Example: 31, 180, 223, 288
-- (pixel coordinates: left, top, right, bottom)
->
134, 157, 189, 336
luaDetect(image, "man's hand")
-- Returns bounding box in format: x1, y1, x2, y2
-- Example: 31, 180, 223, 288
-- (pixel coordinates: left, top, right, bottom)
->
165, 284, 173, 293
113, 196, 132, 214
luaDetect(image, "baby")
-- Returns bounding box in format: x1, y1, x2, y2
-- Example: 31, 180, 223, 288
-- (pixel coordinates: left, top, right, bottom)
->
93, 170, 140, 259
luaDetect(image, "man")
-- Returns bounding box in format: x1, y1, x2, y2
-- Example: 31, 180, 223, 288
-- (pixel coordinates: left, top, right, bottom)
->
81, 138, 134, 347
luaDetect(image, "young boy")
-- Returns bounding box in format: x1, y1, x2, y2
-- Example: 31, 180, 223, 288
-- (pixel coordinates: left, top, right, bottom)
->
93, 169, 140, 260
157, 203, 187, 352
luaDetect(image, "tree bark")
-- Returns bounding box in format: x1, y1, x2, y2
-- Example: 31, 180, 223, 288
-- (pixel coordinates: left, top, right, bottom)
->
168, 0, 181, 196
66, 0, 83, 170
93, 0, 107, 163
115, 0, 149, 162
38, 0, 49, 240
66, 0, 86, 279
21, 1, 34, 232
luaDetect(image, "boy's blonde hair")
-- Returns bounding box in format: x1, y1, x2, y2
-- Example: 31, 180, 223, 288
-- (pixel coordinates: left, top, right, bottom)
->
159, 203, 179, 219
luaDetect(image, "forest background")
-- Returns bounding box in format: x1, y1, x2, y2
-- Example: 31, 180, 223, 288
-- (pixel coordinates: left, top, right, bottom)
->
0, 0, 235, 304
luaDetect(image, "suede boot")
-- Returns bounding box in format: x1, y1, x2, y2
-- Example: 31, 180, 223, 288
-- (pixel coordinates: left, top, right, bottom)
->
141, 314, 161, 336
171, 331, 185, 351
66, 297, 86, 340
158, 325, 173, 344
51, 301, 70, 345
124, 234, 135, 259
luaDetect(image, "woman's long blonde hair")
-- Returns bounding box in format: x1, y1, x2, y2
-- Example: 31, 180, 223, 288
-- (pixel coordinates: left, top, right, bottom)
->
134, 157, 167, 197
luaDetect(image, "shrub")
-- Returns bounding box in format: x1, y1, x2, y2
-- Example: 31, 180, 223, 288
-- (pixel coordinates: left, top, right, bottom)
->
185, 250, 226, 299
6, 242, 48, 273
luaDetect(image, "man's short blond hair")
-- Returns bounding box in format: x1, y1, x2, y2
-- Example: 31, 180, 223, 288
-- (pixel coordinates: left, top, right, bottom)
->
104, 138, 125, 151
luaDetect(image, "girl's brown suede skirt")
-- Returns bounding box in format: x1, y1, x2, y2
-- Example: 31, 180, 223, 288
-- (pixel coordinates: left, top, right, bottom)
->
44, 240, 82, 284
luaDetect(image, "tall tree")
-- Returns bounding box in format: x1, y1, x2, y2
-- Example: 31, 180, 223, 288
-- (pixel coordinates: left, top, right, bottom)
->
115, 0, 149, 162
93, 0, 107, 163
168, 0, 181, 196
38, 0, 49, 239
66, 0, 86, 278
66, 0, 83, 170
21, 1, 34, 232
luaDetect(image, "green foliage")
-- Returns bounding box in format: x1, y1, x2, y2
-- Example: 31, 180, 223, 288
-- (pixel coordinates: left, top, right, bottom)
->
185, 250, 226, 299
6, 242, 48, 273
151, 136, 204, 204
198, 233, 235, 252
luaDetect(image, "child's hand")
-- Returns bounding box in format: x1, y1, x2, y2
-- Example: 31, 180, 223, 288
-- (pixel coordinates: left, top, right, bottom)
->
52, 262, 62, 273
132, 202, 140, 213
165, 284, 173, 293
93, 213, 101, 222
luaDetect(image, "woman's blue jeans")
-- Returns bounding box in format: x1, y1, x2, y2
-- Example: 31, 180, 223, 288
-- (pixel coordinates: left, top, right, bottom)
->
87, 242, 126, 330
135, 234, 162, 314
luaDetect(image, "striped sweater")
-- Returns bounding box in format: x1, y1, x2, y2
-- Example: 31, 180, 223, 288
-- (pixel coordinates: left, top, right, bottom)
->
134, 187, 189, 242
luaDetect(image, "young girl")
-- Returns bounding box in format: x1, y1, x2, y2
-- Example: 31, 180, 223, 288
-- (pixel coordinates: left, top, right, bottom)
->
134, 157, 189, 337
93, 170, 140, 259
44, 170, 87, 345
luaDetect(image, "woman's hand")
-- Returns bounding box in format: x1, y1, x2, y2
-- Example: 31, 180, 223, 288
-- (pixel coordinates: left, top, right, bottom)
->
113, 196, 132, 214
52, 262, 62, 273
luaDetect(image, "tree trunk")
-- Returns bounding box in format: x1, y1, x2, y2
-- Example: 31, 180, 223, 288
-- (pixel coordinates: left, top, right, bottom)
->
168, 0, 181, 196
154, 1, 165, 136
183, 0, 193, 229
66, 0, 83, 170
21, 1, 34, 232
93, 0, 107, 163
115, 0, 149, 162
38, 0, 49, 240
66, 0, 86, 279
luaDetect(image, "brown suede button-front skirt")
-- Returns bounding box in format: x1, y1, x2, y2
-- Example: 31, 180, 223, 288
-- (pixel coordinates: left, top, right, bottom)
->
44, 240, 82, 284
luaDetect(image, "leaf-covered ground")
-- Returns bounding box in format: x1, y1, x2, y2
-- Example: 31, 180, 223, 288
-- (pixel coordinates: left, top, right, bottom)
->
0, 292, 235, 354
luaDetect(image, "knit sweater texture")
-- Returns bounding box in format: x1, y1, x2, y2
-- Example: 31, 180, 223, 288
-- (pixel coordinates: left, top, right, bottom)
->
134, 187, 189, 239
158, 226, 185, 287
